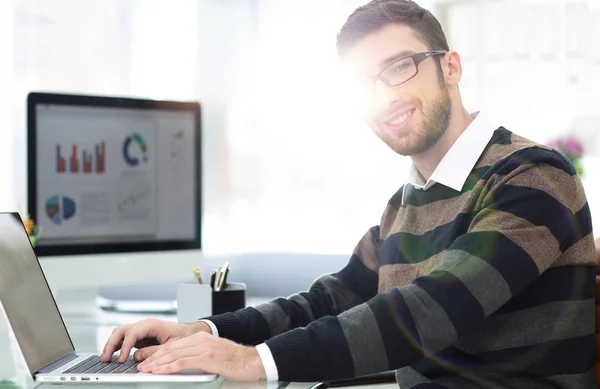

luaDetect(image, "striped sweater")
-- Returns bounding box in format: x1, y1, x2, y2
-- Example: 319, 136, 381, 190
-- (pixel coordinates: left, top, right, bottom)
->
207, 128, 597, 388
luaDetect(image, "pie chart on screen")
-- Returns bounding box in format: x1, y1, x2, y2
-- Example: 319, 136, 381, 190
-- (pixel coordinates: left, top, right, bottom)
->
45, 195, 76, 225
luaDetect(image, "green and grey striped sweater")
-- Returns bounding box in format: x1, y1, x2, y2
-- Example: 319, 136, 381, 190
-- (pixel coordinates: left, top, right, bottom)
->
207, 128, 597, 388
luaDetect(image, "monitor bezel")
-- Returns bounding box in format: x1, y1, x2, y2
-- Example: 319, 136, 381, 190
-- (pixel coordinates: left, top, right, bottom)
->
27, 92, 202, 256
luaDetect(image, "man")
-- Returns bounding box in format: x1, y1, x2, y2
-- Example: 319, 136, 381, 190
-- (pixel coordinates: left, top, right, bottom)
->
101, 0, 597, 387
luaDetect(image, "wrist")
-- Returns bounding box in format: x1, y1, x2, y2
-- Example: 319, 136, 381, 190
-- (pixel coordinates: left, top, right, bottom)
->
186, 321, 212, 336
246, 346, 267, 381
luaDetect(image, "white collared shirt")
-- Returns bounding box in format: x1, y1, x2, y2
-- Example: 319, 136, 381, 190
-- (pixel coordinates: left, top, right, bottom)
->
402, 111, 498, 205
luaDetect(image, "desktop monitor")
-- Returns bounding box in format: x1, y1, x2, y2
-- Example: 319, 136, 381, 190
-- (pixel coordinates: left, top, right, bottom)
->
27, 92, 203, 291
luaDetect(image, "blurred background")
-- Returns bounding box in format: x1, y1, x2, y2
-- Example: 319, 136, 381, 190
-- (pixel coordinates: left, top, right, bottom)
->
2, 0, 600, 258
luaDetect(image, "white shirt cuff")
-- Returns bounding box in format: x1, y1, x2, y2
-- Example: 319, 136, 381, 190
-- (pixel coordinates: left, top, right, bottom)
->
198, 319, 219, 337
255, 343, 279, 382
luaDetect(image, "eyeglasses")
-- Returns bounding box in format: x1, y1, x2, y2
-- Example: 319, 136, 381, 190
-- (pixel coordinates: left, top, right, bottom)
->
351, 50, 448, 95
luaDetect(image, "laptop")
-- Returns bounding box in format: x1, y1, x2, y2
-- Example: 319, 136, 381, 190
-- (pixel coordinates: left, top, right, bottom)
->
0, 212, 218, 383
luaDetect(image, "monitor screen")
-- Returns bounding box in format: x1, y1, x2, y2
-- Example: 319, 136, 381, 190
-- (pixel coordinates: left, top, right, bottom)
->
27, 93, 201, 256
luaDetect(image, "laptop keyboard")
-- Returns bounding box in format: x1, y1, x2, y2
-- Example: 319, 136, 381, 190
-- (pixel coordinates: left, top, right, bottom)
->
62, 355, 139, 375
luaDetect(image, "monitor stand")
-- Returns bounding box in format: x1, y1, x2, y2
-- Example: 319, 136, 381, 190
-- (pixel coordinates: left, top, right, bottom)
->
96, 282, 182, 314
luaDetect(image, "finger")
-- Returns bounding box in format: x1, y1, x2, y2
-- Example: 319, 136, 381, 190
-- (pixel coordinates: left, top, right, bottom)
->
134, 338, 160, 349
101, 326, 130, 362
139, 337, 200, 370
144, 344, 199, 370
101, 339, 123, 363
134, 345, 160, 362
150, 356, 205, 375
119, 324, 154, 363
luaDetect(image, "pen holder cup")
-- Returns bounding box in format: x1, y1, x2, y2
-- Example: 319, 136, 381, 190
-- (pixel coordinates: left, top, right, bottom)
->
176, 283, 213, 323
212, 282, 246, 315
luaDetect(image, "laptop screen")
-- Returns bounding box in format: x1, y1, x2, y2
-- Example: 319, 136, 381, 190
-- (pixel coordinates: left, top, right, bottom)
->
0, 213, 73, 374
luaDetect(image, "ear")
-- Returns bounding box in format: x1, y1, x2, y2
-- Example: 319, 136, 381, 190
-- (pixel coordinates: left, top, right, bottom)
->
441, 50, 462, 86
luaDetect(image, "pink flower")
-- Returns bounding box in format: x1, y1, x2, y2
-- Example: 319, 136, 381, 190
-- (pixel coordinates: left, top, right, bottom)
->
562, 136, 584, 157
547, 137, 584, 158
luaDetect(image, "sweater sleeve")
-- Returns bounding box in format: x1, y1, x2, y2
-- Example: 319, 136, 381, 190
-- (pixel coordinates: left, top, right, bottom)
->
203, 225, 381, 346
263, 153, 594, 382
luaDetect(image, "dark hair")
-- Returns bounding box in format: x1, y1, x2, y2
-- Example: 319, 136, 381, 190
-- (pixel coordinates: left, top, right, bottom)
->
336, 0, 449, 56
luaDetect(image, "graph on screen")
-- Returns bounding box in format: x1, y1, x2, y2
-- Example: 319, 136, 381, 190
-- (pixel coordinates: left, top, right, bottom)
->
117, 174, 154, 224
56, 142, 105, 174
45, 195, 77, 225
122, 133, 148, 167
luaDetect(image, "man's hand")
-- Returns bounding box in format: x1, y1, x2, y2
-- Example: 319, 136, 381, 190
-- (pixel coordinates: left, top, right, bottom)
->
100, 318, 212, 363
137, 332, 266, 382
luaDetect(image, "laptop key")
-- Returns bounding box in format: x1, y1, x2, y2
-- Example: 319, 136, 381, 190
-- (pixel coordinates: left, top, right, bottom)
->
70, 358, 102, 374
110, 359, 138, 374
97, 362, 123, 374
83, 362, 113, 374
110, 365, 133, 374
123, 364, 140, 374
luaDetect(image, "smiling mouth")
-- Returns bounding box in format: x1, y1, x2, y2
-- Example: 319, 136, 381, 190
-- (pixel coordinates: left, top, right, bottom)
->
383, 108, 416, 130
387, 109, 414, 125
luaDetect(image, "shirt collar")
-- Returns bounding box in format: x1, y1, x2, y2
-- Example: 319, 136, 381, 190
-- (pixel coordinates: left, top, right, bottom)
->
407, 111, 497, 192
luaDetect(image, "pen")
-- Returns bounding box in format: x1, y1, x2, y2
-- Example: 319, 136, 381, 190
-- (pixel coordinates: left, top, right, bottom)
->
215, 262, 230, 292
219, 266, 230, 290
209, 269, 217, 289
308, 371, 396, 389
193, 267, 203, 285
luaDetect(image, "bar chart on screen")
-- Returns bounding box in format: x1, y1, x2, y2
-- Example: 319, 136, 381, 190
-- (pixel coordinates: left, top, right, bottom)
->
56, 141, 105, 174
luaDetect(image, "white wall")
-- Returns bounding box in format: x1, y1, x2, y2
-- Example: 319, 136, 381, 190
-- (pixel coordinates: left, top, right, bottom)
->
3, 0, 599, 259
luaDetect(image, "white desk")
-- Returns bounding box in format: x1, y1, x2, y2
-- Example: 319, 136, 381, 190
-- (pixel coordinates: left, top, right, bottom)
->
1, 289, 397, 389
36, 381, 398, 389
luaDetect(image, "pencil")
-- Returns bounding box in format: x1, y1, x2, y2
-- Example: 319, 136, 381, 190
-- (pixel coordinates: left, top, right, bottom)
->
193, 267, 203, 285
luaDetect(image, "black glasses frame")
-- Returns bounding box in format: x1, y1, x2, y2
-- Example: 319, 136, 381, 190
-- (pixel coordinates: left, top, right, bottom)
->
372, 50, 448, 87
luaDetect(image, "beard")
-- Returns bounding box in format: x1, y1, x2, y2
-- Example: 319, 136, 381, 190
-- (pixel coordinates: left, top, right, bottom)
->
376, 85, 452, 156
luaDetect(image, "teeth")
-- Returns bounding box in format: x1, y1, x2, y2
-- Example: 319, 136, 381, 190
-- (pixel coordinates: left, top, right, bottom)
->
389, 111, 411, 126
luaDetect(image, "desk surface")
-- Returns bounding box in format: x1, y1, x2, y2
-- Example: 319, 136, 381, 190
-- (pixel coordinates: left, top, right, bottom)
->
36, 381, 398, 389
1, 289, 397, 389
